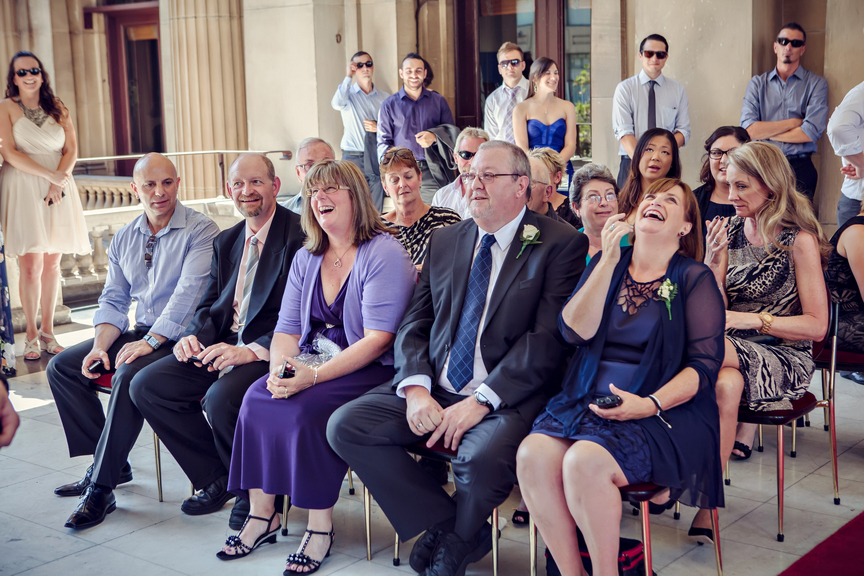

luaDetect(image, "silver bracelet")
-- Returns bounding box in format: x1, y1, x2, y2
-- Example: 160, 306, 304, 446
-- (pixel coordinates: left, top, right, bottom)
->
313, 366, 319, 386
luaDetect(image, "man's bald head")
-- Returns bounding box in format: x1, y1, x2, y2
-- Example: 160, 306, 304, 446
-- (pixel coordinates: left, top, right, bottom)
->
229, 153, 276, 183
133, 152, 177, 183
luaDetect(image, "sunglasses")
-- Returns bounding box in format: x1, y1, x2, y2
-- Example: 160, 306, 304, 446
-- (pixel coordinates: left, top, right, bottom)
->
354, 61, 373, 69
499, 59, 522, 69
641, 50, 667, 60
456, 150, 476, 161
144, 235, 157, 269
776, 37, 805, 48
15, 67, 41, 77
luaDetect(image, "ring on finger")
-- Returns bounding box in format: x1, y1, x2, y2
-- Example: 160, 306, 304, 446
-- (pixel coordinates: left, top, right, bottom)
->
608, 223, 617, 232
713, 239, 720, 246
417, 421, 424, 429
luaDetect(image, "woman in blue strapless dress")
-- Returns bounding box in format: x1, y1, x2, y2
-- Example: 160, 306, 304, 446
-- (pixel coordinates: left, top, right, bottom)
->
513, 57, 578, 182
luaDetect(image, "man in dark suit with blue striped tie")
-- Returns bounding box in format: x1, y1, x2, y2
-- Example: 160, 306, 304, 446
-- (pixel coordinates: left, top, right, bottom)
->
131, 153, 305, 525
328, 141, 587, 576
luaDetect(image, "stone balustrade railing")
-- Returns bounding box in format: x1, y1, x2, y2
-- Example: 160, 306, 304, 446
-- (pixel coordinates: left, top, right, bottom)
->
74, 175, 137, 210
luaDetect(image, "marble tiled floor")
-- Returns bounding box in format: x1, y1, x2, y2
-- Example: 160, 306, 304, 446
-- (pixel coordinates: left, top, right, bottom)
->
3, 315, 864, 575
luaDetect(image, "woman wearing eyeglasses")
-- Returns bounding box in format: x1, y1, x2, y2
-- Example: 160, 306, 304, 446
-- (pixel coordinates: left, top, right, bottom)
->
380, 147, 461, 269
0, 51, 90, 365
569, 163, 626, 264
513, 57, 578, 182
220, 160, 416, 573
693, 126, 751, 237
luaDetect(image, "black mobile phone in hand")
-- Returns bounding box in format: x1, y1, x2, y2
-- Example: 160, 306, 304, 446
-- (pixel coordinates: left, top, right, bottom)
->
87, 359, 103, 373
47, 191, 66, 206
189, 355, 212, 367
595, 394, 623, 409
278, 360, 295, 379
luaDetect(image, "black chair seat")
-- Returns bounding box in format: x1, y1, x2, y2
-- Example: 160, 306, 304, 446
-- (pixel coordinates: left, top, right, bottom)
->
738, 391, 818, 426
619, 482, 665, 503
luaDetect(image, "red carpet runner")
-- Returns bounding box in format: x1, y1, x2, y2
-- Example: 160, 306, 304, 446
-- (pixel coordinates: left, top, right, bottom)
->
779, 509, 864, 575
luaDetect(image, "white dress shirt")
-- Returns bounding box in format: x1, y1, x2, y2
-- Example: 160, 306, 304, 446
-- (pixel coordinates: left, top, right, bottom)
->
484, 77, 530, 143
396, 206, 527, 409
612, 70, 690, 156
828, 80, 864, 201
431, 178, 472, 220
230, 210, 276, 360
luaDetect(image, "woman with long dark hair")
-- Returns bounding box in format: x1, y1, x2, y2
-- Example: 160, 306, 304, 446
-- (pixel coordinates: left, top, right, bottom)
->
0, 51, 90, 362
617, 127, 681, 219
693, 126, 751, 235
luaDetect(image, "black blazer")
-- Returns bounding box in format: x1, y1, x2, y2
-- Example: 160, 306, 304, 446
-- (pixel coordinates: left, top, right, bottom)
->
182, 205, 305, 350
392, 209, 588, 421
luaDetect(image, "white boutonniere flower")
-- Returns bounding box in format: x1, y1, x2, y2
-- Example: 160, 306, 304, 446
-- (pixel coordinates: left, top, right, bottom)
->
657, 279, 678, 320
517, 224, 542, 259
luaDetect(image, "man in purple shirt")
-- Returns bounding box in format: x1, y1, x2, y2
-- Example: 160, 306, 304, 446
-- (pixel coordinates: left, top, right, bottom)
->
377, 53, 455, 203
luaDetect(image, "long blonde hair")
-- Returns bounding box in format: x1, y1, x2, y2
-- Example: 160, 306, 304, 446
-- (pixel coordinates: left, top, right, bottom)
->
726, 142, 830, 266
301, 160, 395, 255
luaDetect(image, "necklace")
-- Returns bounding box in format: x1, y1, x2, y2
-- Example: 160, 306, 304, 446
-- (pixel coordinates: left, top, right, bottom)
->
331, 245, 353, 268
16, 99, 48, 128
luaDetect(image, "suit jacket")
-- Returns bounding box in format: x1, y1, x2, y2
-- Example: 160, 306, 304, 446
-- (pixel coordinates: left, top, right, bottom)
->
425, 124, 460, 189
392, 208, 588, 421
182, 205, 305, 351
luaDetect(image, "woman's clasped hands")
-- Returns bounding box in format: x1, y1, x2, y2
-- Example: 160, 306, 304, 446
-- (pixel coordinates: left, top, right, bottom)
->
266, 358, 315, 399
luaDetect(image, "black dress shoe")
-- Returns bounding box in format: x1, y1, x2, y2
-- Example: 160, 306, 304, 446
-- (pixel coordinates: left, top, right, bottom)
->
688, 526, 714, 546
64, 485, 116, 529
410, 527, 443, 573
54, 462, 133, 497
849, 372, 864, 385
229, 498, 251, 531
424, 526, 493, 576
181, 475, 233, 515
419, 457, 450, 486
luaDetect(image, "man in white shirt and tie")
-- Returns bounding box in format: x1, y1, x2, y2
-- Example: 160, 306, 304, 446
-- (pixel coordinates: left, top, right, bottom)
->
612, 33, 690, 188
484, 42, 530, 144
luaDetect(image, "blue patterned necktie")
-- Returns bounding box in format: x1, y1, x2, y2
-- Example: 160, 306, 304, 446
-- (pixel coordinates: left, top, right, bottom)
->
502, 86, 518, 144
448, 234, 496, 392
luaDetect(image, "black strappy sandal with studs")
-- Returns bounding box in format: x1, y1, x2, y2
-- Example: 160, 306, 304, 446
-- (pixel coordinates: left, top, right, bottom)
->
283, 527, 335, 575
216, 510, 279, 561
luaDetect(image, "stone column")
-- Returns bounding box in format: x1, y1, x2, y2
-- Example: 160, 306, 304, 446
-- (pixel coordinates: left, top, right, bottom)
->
161, 0, 247, 200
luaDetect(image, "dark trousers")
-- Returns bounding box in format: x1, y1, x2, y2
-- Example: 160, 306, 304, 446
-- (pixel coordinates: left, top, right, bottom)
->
788, 154, 818, 203
130, 352, 269, 490
327, 386, 529, 541
837, 193, 861, 227
417, 161, 440, 204
47, 326, 174, 489
344, 150, 384, 212
617, 156, 631, 190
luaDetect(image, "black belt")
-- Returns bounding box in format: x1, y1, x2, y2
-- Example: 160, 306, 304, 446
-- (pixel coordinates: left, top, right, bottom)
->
786, 153, 812, 161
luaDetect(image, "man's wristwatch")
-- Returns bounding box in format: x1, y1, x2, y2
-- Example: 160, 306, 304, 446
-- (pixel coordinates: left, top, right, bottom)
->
473, 390, 494, 411
143, 334, 161, 350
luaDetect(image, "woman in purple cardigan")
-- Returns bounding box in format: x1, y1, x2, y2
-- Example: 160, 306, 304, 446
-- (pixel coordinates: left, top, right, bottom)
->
218, 160, 417, 573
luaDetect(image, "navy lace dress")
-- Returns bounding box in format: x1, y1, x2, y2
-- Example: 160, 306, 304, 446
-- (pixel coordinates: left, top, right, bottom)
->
537, 249, 726, 509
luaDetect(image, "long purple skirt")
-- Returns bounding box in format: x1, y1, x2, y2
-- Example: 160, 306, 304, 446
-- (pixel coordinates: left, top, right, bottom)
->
228, 363, 395, 509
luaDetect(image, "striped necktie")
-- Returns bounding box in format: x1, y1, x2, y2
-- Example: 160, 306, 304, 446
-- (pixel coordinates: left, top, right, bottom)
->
237, 236, 259, 345
502, 86, 519, 144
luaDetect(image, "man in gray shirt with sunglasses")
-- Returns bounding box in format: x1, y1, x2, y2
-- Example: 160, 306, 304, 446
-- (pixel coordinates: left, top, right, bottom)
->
431, 127, 489, 219
741, 22, 828, 203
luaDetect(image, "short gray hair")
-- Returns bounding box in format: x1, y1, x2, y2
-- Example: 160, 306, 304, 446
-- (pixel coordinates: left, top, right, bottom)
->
569, 162, 618, 206
477, 140, 531, 189
297, 137, 335, 156
454, 127, 489, 152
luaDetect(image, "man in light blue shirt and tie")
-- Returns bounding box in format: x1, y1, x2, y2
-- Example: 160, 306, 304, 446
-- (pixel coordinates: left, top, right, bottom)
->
740, 23, 828, 203
484, 42, 530, 144
48, 152, 220, 530
332, 52, 389, 192
612, 34, 690, 189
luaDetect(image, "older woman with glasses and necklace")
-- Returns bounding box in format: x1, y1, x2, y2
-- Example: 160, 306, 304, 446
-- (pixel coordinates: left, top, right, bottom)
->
219, 160, 416, 574
381, 147, 461, 269
569, 163, 626, 264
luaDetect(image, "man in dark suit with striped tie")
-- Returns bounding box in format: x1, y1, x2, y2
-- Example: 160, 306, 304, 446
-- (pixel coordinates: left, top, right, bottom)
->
131, 153, 305, 524
329, 141, 587, 576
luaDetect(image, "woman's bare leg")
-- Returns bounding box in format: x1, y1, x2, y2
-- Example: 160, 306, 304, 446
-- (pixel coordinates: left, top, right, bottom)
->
39, 253, 62, 347
517, 434, 588, 576
563, 441, 630, 576
220, 489, 279, 556
18, 253, 43, 345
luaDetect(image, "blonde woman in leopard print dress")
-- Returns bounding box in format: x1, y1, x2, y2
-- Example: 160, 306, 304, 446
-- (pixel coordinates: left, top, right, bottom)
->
691, 141, 830, 539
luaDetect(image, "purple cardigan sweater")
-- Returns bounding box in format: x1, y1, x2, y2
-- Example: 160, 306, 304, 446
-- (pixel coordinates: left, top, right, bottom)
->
275, 232, 417, 365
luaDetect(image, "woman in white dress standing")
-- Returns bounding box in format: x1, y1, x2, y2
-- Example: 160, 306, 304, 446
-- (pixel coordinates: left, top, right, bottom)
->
0, 51, 90, 361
